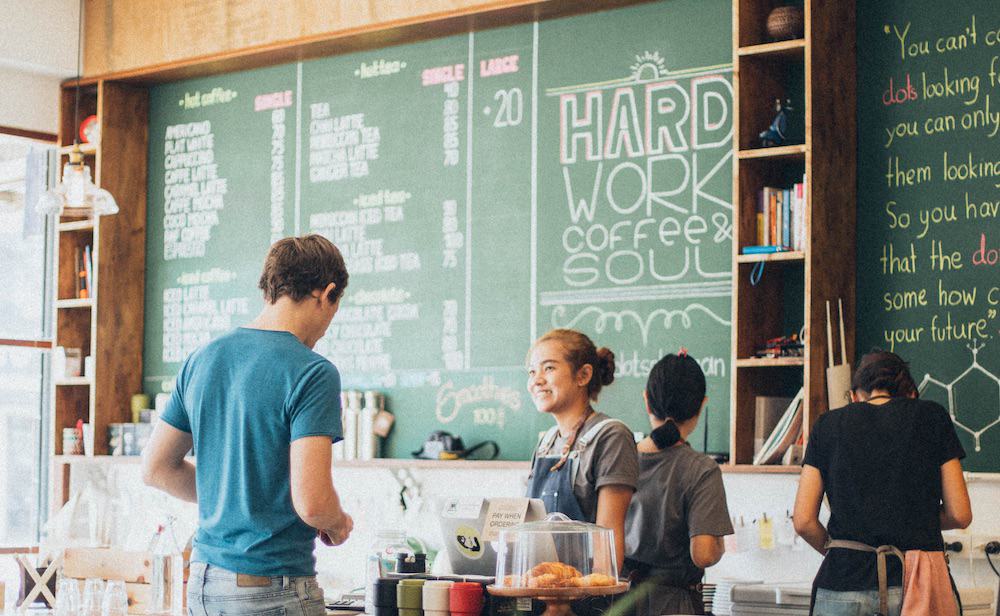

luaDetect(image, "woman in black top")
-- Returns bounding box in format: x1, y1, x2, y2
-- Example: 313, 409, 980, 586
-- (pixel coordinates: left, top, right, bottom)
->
792, 350, 972, 616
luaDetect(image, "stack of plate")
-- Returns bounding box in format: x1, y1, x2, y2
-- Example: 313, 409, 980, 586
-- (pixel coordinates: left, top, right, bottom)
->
730, 584, 809, 616
958, 587, 995, 616
711, 578, 763, 615
701, 582, 716, 614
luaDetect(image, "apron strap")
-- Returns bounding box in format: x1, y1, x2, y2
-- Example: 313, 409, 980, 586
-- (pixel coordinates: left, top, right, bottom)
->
577, 418, 625, 448
537, 417, 624, 455
825, 539, 905, 616
537, 426, 560, 456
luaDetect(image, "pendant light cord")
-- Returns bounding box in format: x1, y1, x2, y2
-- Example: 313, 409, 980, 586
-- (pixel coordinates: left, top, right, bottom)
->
74, 0, 83, 143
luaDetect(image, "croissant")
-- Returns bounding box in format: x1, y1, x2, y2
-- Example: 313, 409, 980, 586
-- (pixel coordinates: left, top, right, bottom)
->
579, 573, 616, 587
528, 561, 582, 579
526, 573, 559, 588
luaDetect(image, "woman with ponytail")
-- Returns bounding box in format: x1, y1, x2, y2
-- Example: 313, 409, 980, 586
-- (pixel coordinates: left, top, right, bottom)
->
526, 329, 639, 572
622, 351, 733, 616
793, 350, 972, 616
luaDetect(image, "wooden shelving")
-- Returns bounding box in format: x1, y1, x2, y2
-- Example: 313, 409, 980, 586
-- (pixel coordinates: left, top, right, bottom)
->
737, 38, 806, 58
49, 81, 149, 467
58, 220, 96, 232
729, 0, 856, 467
737, 144, 806, 160
57, 142, 98, 156
55, 298, 94, 309
736, 251, 805, 263
54, 377, 93, 387
735, 357, 806, 368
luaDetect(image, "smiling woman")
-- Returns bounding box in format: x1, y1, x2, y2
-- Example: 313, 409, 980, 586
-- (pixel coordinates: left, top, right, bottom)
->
524, 329, 638, 576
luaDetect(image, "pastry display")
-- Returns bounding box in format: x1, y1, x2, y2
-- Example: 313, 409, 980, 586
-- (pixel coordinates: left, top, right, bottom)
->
504, 564, 616, 589
492, 514, 625, 595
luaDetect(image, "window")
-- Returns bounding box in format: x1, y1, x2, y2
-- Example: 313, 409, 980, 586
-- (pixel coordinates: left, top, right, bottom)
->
0, 132, 55, 556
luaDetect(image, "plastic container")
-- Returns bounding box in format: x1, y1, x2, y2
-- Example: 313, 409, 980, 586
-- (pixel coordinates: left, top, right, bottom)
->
343, 390, 362, 460
359, 390, 383, 460
365, 530, 412, 614
494, 513, 619, 589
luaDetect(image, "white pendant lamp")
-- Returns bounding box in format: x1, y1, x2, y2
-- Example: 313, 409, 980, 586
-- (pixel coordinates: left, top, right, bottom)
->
38, 0, 118, 219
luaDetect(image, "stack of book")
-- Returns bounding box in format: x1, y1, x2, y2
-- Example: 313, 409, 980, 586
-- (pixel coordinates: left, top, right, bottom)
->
742, 177, 807, 254
752, 388, 804, 465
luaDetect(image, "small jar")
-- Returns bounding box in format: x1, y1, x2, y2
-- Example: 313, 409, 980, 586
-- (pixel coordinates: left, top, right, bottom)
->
365, 530, 412, 614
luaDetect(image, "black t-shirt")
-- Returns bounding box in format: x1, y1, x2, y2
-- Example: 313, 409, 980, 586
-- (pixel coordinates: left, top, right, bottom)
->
802, 398, 965, 591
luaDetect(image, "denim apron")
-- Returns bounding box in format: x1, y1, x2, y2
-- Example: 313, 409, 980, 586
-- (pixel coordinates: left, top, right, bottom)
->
527, 418, 623, 521
527, 418, 625, 616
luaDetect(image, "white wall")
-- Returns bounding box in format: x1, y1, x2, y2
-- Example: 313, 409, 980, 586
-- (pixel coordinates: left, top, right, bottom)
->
0, 67, 61, 133
63, 463, 1000, 602
0, 0, 80, 133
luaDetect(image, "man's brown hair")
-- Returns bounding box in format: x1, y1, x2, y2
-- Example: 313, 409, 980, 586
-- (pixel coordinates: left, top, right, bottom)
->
258, 235, 349, 304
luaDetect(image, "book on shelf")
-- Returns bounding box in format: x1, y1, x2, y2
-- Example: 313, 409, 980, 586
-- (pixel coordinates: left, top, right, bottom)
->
752, 387, 803, 465
75, 245, 93, 299
83, 244, 93, 298
755, 176, 807, 251
741, 245, 789, 254
754, 395, 793, 457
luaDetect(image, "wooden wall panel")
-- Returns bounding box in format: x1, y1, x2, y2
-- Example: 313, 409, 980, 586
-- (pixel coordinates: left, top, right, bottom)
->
83, 0, 541, 77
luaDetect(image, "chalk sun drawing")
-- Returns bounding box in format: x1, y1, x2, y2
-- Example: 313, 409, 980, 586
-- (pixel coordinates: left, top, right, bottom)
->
919, 341, 1000, 453
629, 51, 668, 81
551, 304, 731, 346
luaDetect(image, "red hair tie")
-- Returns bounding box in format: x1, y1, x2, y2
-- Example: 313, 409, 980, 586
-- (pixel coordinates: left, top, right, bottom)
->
678, 347, 688, 357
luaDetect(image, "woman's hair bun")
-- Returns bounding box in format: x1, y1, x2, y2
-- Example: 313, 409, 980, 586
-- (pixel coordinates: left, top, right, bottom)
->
650, 419, 682, 449
595, 347, 616, 386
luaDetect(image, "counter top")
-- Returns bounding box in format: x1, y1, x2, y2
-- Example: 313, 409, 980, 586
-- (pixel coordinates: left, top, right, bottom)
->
51, 455, 804, 473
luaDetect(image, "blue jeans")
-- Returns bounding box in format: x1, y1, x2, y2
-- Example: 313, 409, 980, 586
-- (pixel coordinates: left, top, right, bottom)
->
187, 562, 326, 616
813, 588, 902, 616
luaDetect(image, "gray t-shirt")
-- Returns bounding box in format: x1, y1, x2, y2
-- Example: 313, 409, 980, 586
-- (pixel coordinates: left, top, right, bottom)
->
624, 443, 733, 585
528, 411, 639, 522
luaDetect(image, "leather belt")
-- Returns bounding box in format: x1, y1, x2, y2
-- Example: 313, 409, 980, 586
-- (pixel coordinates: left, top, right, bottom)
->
236, 573, 272, 587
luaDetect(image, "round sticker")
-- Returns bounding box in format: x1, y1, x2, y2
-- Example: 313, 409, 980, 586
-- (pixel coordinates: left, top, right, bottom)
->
454, 525, 484, 560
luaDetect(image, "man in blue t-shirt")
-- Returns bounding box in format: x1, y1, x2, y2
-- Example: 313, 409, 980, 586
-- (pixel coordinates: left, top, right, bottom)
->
142, 234, 354, 616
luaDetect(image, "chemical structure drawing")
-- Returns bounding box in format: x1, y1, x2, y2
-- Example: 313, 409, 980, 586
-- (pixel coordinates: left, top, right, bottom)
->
919, 341, 1000, 453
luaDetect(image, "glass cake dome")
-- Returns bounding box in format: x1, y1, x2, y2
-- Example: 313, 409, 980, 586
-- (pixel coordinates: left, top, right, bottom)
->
494, 513, 620, 590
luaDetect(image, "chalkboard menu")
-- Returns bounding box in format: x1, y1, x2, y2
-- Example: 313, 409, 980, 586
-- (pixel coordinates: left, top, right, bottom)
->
858, 0, 1000, 472
144, 0, 734, 460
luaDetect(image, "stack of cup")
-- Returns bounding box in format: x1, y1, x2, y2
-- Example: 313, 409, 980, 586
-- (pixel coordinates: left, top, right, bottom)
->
397, 579, 426, 616
373, 578, 401, 616
423, 580, 453, 616
450, 582, 484, 616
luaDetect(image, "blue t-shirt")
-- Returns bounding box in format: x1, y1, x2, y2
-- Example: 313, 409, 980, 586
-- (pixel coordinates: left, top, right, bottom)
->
160, 327, 342, 576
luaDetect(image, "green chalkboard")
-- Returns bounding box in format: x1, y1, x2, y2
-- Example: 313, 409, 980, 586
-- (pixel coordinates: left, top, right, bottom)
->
144, 0, 733, 461
857, 0, 1000, 472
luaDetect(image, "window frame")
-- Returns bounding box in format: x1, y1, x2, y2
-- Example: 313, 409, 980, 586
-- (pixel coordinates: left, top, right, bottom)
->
0, 126, 57, 550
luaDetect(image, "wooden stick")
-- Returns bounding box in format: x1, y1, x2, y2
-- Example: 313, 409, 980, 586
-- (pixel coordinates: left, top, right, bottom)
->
825, 301, 834, 368
838, 298, 848, 365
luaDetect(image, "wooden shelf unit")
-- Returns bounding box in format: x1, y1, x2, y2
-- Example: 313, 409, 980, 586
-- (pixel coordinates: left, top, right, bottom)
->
49, 81, 149, 470
729, 0, 856, 467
